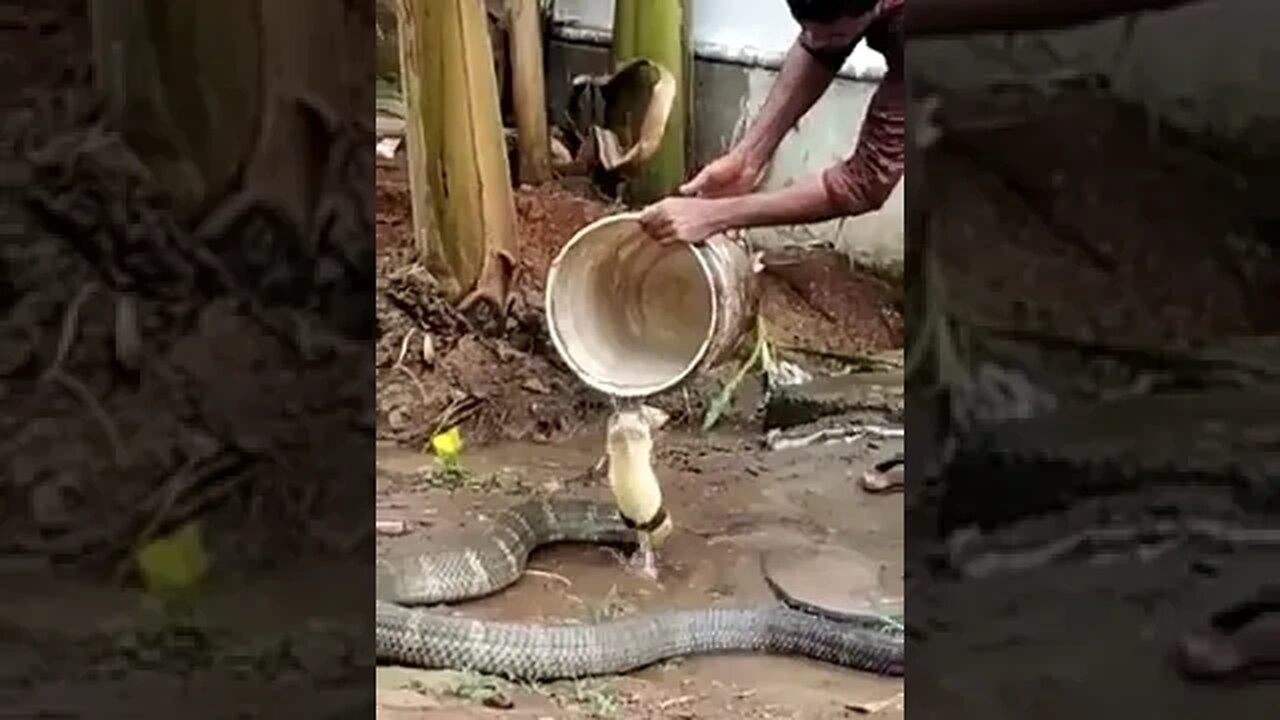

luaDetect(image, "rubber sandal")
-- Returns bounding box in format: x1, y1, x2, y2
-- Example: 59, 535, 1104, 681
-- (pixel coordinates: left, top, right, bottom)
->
1176, 589, 1280, 682
860, 455, 904, 494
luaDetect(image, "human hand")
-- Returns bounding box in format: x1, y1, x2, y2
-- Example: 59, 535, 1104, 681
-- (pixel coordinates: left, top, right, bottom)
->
638, 196, 727, 244
679, 152, 766, 198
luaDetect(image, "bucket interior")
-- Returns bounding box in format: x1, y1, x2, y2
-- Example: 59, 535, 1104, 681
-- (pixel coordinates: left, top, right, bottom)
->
547, 217, 714, 396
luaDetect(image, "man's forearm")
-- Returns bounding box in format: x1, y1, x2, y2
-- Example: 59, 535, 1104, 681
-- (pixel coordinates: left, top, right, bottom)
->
907, 0, 1207, 36
705, 176, 852, 233
733, 40, 838, 168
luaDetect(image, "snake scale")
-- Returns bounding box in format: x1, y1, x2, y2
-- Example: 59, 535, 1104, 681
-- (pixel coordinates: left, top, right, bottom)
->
375, 497, 903, 679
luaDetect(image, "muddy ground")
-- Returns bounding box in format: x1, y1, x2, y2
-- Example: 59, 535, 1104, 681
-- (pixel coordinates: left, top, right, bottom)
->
374, 429, 905, 720
374, 150, 907, 717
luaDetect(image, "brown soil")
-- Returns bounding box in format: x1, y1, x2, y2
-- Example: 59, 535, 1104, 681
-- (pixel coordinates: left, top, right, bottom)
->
374, 169, 624, 448
511, 180, 620, 302
375, 429, 905, 719
0, 1, 87, 109
373, 161, 903, 449
924, 87, 1280, 343
375, 240, 605, 449
3, 0, 374, 715
1, 0, 374, 572
375, 165, 413, 250
761, 248, 903, 357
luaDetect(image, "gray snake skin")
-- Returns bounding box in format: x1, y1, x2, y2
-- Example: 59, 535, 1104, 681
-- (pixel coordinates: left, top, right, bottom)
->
375, 497, 903, 679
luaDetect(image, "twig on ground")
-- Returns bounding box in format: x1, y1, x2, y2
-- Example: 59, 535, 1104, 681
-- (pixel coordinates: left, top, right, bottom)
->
394, 328, 416, 367
846, 691, 904, 715
658, 695, 697, 710
394, 363, 431, 410
41, 281, 97, 380
113, 292, 141, 373
110, 457, 200, 582
47, 370, 128, 467
524, 568, 572, 588
431, 395, 481, 438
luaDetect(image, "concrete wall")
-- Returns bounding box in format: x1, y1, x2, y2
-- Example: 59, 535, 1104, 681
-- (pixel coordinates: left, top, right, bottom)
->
548, 0, 904, 269
553, 0, 888, 78
911, 2, 1279, 142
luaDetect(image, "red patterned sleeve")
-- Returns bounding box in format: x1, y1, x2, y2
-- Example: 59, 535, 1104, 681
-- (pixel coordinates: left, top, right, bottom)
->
821, 69, 905, 213
821, 0, 905, 214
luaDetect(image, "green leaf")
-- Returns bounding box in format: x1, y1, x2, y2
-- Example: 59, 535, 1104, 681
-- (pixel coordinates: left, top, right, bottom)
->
702, 320, 769, 432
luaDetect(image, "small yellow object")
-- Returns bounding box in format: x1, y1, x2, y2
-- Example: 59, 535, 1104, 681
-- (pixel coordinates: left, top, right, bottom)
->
430, 426, 464, 460
135, 521, 210, 595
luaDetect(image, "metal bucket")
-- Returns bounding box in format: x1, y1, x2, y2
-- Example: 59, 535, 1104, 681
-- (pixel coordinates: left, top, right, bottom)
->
545, 212, 760, 398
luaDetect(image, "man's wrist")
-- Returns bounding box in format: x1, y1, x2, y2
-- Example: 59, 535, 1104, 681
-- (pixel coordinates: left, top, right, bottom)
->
706, 197, 745, 236
732, 138, 775, 177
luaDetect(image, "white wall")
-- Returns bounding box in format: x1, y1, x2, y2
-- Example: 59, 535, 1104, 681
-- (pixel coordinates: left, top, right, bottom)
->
553, 0, 888, 78
550, 0, 902, 267
911, 1, 1279, 140
720, 67, 904, 267
555, 0, 1280, 139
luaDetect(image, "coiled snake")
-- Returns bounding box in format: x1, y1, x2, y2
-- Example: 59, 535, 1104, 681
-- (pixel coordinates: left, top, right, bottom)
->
375, 497, 904, 680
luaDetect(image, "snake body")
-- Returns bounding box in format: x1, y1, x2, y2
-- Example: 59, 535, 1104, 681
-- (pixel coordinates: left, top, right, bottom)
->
936, 380, 1280, 578
375, 497, 903, 679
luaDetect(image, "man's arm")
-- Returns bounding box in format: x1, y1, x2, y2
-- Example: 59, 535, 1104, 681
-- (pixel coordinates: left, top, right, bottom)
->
726, 40, 839, 172
716, 70, 903, 229
907, 0, 1207, 36
641, 69, 903, 243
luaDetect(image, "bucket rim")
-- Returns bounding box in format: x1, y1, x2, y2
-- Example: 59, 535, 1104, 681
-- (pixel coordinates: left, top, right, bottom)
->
544, 212, 720, 398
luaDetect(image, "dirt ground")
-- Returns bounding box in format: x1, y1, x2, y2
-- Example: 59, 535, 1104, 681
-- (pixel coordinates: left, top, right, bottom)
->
923, 86, 1280, 343
374, 427, 905, 720
374, 162, 903, 449
2, 2, 373, 715
0, 0, 375, 565
374, 150, 907, 717
910, 546, 1278, 719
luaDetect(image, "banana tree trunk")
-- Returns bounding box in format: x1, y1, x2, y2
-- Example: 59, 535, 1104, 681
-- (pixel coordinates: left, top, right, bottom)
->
399, 0, 518, 308
507, 0, 551, 185
612, 0, 691, 204
92, 0, 368, 240
394, 0, 439, 264
89, 0, 265, 222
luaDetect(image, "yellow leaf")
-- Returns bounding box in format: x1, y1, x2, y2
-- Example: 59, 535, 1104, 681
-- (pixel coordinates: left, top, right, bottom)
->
135, 521, 210, 595
431, 427, 464, 460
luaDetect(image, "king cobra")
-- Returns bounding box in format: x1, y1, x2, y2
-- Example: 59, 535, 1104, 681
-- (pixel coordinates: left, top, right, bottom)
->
375, 496, 903, 680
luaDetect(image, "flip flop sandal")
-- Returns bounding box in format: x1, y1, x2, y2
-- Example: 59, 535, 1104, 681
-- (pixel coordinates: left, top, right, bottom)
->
861, 455, 905, 494
1176, 589, 1280, 682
